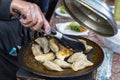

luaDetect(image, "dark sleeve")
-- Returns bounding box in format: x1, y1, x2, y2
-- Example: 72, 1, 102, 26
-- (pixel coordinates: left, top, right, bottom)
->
38, 0, 50, 12
0, 0, 12, 20
28, 0, 50, 13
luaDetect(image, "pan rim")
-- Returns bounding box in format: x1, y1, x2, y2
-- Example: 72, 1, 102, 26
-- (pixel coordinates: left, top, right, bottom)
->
18, 36, 104, 78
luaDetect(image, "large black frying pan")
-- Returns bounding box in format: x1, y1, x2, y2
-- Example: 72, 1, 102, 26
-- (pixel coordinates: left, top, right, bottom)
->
18, 36, 104, 79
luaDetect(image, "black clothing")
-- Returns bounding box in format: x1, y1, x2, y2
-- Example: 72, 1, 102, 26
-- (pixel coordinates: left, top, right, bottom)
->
0, 20, 28, 80
0, 0, 50, 80
0, 0, 12, 20
27, 0, 50, 12
0, 20, 23, 53
0, 49, 18, 80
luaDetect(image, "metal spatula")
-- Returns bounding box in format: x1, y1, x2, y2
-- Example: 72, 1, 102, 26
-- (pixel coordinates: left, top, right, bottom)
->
48, 29, 85, 52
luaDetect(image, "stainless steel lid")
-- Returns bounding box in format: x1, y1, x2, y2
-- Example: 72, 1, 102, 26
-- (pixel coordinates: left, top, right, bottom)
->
63, 0, 118, 37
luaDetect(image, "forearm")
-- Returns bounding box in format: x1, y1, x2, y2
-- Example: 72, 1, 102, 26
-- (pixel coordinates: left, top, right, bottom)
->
0, 0, 12, 20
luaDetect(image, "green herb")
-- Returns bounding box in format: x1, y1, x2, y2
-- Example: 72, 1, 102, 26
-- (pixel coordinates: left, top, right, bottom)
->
60, 6, 67, 14
67, 22, 86, 32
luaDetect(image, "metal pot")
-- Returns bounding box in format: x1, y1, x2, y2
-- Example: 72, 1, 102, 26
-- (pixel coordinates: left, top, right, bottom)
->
18, 36, 104, 79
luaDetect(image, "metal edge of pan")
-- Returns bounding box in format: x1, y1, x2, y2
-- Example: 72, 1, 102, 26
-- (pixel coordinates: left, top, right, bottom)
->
18, 36, 104, 79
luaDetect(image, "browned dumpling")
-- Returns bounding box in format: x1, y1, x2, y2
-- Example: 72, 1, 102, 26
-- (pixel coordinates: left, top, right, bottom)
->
31, 44, 43, 56
35, 37, 50, 53
56, 48, 74, 60
68, 52, 94, 71
49, 38, 59, 53
32, 36, 94, 72
71, 61, 86, 71
43, 60, 63, 71
53, 59, 71, 68
68, 52, 87, 63
34, 52, 55, 63
71, 59, 94, 71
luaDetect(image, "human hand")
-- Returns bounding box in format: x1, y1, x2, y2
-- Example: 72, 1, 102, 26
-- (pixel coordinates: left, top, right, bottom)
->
10, 0, 50, 34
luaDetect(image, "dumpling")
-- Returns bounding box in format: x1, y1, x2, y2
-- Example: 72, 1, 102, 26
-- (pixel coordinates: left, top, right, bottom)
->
68, 52, 94, 71
53, 59, 71, 68
56, 48, 74, 60
31, 44, 43, 56
78, 39, 93, 53
35, 37, 50, 53
43, 60, 63, 71
71, 61, 86, 71
68, 52, 87, 63
71, 59, 94, 71
49, 38, 59, 53
34, 52, 55, 63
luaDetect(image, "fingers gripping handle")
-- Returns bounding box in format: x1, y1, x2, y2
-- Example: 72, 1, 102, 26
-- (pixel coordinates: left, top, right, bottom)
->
13, 9, 63, 39
12, 9, 26, 19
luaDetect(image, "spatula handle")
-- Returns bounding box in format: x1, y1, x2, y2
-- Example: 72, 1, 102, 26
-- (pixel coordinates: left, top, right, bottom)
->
49, 28, 63, 39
